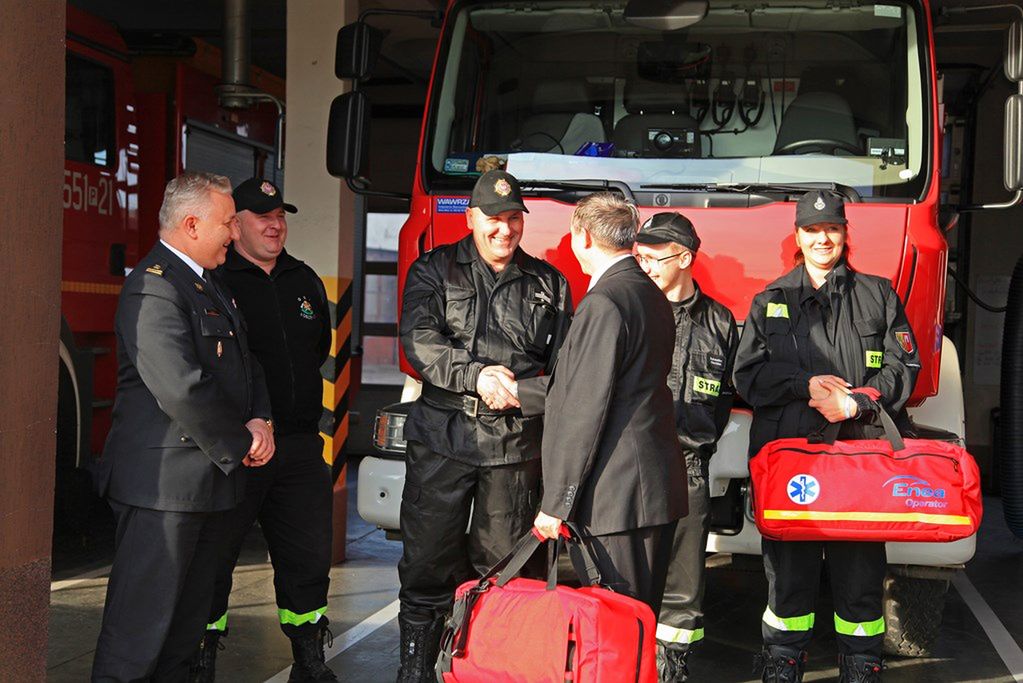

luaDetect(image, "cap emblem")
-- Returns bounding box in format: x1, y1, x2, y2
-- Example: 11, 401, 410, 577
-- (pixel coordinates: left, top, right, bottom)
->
260, 181, 277, 197
813, 196, 826, 211
494, 178, 512, 197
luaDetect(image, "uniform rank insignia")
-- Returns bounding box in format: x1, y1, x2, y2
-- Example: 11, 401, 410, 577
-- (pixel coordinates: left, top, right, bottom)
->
895, 330, 914, 354
145, 265, 164, 276
216, 340, 223, 358
814, 196, 826, 211
298, 297, 316, 319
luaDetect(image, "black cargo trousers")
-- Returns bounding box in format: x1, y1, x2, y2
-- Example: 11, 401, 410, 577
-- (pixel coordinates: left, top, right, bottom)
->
657, 450, 712, 651
397, 440, 541, 625
206, 432, 334, 637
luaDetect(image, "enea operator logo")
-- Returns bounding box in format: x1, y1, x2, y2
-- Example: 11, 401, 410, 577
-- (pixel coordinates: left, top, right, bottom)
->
883, 475, 949, 510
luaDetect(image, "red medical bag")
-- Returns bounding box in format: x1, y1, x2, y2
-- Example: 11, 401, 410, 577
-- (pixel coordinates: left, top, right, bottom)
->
749, 406, 982, 543
436, 526, 657, 683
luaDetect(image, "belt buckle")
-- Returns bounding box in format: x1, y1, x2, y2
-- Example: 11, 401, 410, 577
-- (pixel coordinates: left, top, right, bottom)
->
464, 395, 479, 418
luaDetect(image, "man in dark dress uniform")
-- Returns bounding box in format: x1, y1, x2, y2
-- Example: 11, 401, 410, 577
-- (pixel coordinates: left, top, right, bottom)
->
92, 172, 275, 683
191, 178, 336, 683
396, 170, 572, 682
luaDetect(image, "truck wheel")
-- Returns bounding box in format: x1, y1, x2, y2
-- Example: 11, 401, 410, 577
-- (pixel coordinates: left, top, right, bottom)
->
882, 574, 948, 657
1001, 254, 1023, 537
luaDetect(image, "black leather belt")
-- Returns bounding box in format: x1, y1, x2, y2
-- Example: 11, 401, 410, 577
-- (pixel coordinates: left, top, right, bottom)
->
420, 383, 522, 418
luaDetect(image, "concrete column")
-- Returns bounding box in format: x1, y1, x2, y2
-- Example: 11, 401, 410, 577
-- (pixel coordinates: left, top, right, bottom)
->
286, 0, 358, 562
0, 1, 65, 678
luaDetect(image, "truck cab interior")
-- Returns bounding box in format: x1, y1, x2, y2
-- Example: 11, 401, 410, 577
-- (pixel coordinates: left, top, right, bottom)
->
427, 0, 927, 200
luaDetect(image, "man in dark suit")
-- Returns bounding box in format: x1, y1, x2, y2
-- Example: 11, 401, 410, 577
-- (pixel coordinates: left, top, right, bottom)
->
92, 172, 275, 682
522, 192, 687, 613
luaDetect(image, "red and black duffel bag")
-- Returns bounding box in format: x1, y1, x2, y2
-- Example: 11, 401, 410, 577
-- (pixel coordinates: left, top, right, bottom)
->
750, 403, 982, 543
435, 525, 658, 683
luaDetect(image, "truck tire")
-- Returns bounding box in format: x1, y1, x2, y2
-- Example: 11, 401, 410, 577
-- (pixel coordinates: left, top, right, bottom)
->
882, 573, 948, 657
1000, 254, 1023, 538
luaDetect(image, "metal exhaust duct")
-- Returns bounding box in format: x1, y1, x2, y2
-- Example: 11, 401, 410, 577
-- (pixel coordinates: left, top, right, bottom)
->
220, 0, 251, 109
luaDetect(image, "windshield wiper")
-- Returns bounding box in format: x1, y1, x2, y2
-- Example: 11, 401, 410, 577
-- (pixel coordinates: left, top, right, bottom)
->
519, 178, 636, 204
639, 181, 862, 203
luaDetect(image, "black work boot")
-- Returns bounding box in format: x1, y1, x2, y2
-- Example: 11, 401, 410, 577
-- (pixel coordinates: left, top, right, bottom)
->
838, 653, 884, 683
396, 617, 444, 683
656, 642, 692, 682
189, 630, 224, 683
753, 645, 807, 683
288, 620, 338, 682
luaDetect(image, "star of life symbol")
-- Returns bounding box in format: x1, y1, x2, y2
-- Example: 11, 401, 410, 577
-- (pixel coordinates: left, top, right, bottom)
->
260, 181, 277, 196
494, 178, 512, 196
813, 196, 826, 211
787, 474, 820, 505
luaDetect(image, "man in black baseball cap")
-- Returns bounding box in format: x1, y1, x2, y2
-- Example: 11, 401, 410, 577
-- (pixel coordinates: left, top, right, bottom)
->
795, 189, 846, 228
635, 212, 739, 682
393, 168, 572, 681
196, 179, 338, 682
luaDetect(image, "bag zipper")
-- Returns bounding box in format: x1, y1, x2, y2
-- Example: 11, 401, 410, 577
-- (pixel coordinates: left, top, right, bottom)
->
779, 448, 960, 472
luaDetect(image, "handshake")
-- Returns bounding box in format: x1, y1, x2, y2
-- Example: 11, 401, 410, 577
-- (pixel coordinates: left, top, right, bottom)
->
476, 365, 521, 411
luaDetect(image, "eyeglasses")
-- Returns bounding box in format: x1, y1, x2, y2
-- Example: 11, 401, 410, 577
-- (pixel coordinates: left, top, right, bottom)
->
635, 251, 685, 266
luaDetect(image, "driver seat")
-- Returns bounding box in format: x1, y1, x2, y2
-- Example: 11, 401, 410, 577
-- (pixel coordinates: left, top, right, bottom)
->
773, 92, 861, 155
516, 79, 605, 154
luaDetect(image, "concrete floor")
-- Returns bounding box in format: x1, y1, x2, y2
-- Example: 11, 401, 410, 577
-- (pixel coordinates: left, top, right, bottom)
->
48, 464, 1023, 682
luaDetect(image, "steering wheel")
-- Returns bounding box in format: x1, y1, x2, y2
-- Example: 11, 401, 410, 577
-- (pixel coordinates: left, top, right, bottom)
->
775, 138, 861, 156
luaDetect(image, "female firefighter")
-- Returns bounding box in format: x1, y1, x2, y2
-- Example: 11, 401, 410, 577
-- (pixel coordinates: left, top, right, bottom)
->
733, 189, 920, 683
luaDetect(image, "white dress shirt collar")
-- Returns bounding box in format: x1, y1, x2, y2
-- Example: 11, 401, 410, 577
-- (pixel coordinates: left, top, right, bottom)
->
160, 239, 204, 279
586, 253, 633, 292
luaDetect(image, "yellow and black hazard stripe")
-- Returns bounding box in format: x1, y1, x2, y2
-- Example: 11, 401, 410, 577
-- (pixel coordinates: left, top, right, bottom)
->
319, 276, 352, 482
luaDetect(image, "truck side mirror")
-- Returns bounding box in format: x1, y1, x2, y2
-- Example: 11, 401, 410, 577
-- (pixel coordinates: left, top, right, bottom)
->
335, 22, 384, 80
1005, 20, 1023, 192
1006, 94, 1023, 192
326, 91, 369, 179
1006, 19, 1023, 82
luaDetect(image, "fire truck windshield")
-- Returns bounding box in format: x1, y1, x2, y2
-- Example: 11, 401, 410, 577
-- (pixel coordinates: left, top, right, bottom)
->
424, 0, 931, 201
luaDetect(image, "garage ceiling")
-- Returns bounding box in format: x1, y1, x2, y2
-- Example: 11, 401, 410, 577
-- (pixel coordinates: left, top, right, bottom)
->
69, 0, 1019, 83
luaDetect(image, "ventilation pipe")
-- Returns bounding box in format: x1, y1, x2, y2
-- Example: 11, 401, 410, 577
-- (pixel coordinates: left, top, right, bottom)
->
220, 0, 251, 109
216, 0, 286, 169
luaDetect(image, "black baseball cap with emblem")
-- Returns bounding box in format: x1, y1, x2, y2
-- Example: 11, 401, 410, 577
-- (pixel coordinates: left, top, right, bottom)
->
469, 170, 529, 216
635, 212, 701, 252
233, 177, 298, 214
795, 190, 846, 228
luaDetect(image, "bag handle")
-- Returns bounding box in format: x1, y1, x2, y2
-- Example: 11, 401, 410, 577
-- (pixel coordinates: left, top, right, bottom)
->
813, 398, 904, 451
494, 522, 603, 589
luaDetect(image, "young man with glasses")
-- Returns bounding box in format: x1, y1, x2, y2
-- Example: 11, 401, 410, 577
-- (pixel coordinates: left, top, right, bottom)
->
635, 212, 739, 682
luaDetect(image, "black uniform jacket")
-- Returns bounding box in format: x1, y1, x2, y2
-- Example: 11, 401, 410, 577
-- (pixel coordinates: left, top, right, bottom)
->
669, 283, 739, 460
98, 242, 272, 512
532, 257, 687, 536
733, 260, 920, 457
219, 248, 331, 436
400, 234, 572, 466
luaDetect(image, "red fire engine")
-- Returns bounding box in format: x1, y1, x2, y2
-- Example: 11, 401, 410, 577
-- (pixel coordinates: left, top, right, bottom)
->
328, 0, 1022, 658
57, 5, 282, 533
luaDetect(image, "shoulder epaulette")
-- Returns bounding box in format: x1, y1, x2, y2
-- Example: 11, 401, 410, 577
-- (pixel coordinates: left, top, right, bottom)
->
144, 262, 168, 277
